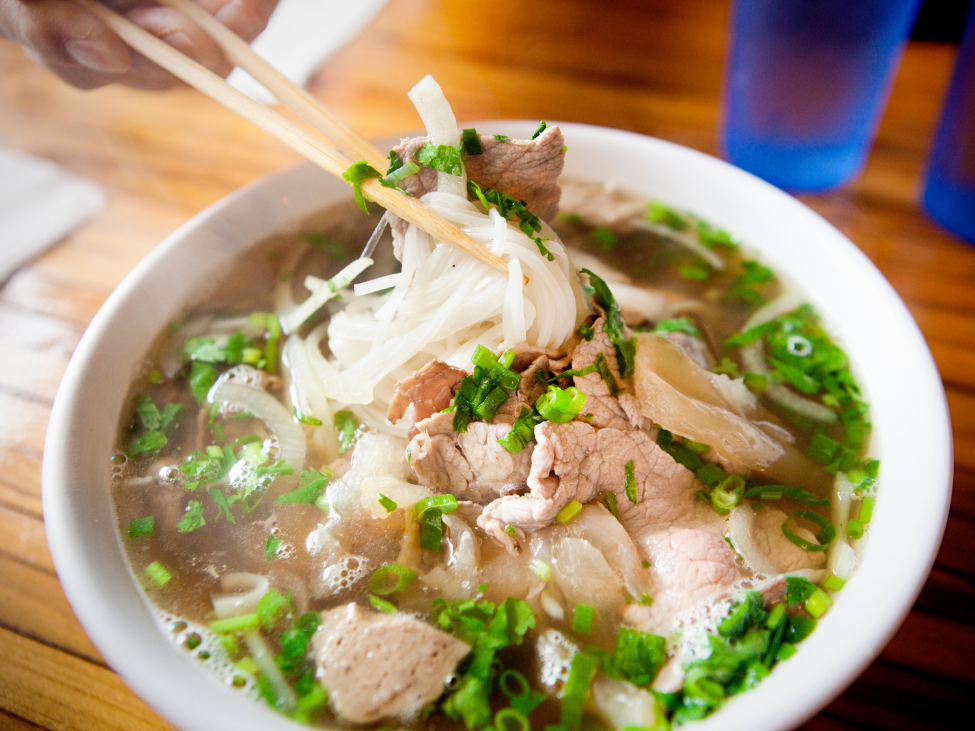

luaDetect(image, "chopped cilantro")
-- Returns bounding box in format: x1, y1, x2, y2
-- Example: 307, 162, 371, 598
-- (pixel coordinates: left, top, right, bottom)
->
461, 128, 482, 155
725, 259, 775, 306
276, 467, 333, 505
300, 232, 346, 259
590, 227, 618, 250
416, 143, 463, 176
264, 534, 281, 561
342, 160, 382, 212
176, 500, 206, 533
655, 317, 700, 337
579, 269, 636, 378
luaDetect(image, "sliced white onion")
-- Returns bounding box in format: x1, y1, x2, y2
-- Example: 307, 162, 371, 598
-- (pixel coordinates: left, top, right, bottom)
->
741, 289, 807, 331
741, 340, 838, 424
729, 506, 780, 576
280, 257, 374, 335
630, 218, 725, 270
211, 573, 269, 619
208, 381, 306, 473
408, 74, 465, 198
244, 631, 298, 711
592, 677, 667, 731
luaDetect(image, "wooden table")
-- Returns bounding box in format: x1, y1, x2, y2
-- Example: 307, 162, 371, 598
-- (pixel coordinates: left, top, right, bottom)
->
0, 0, 971, 728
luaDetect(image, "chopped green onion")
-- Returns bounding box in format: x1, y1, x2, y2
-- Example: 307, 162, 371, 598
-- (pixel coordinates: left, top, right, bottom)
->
785, 576, 816, 605
378, 493, 397, 513
846, 518, 864, 540
414, 494, 460, 519
128, 516, 155, 539
493, 134, 509, 141
144, 560, 172, 587
786, 616, 816, 643
537, 385, 586, 424
859, 495, 875, 524
461, 128, 482, 155
497, 407, 542, 453
807, 432, 842, 464
572, 604, 595, 634
642, 560, 651, 568
624, 460, 637, 503
556, 499, 583, 524
210, 613, 261, 633
766, 603, 786, 629
605, 491, 618, 517
743, 372, 767, 395
255, 589, 290, 630
695, 461, 726, 488
419, 511, 445, 551
530, 559, 552, 581
580, 269, 636, 378
499, 669, 545, 715
560, 652, 599, 729
823, 575, 846, 592
369, 594, 397, 614
679, 264, 711, 281
369, 564, 417, 595
782, 511, 835, 552
495, 708, 530, 731
505, 524, 516, 535
710, 475, 745, 515
804, 588, 832, 619
334, 410, 358, 453
531, 120, 548, 140
776, 642, 797, 660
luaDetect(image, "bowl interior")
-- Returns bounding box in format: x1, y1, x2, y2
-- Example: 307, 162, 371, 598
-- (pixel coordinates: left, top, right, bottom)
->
42, 121, 952, 731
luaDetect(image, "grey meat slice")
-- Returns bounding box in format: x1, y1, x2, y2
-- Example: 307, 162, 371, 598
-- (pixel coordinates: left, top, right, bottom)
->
408, 410, 533, 504
388, 127, 566, 259
314, 603, 470, 723
571, 317, 650, 431
393, 127, 565, 221
387, 359, 468, 425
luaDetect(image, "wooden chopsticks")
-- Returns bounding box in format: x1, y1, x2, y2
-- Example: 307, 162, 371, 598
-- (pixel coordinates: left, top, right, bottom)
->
72, 0, 511, 277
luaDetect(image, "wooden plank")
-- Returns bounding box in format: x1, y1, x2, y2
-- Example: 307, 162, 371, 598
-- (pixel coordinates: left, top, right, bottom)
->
0, 504, 52, 574
0, 393, 49, 456
824, 659, 972, 731
0, 448, 42, 501
0, 553, 101, 664
881, 609, 975, 683
0, 709, 50, 731
913, 567, 975, 627
0, 627, 174, 731
0, 342, 67, 405
933, 514, 975, 580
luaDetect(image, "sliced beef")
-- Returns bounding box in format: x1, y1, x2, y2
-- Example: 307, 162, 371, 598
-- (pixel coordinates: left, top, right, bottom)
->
570, 317, 650, 431
408, 410, 533, 504
388, 127, 565, 259
393, 127, 565, 221
387, 359, 468, 425
314, 603, 470, 723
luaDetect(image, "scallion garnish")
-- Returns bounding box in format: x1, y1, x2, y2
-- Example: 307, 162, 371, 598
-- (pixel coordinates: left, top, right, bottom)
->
255, 589, 289, 629
804, 588, 833, 618
605, 491, 619, 518
782, 511, 835, 552
709, 474, 745, 515
823, 575, 846, 592
624, 460, 637, 503
536, 385, 586, 423
264, 534, 281, 562
560, 651, 599, 729
368, 594, 398, 614
494, 708, 530, 731
498, 669, 545, 715
369, 563, 417, 595
579, 269, 636, 378
497, 407, 543, 454
571, 604, 595, 634
556, 499, 583, 524
128, 516, 155, 539
377, 493, 397, 513
414, 494, 459, 552
530, 120, 548, 140
210, 613, 261, 634
333, 410, 358, 453
144, 560, 172, 588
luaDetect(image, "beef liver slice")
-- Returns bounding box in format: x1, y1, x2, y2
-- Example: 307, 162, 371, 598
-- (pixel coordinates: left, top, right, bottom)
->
314, 603, 470, 723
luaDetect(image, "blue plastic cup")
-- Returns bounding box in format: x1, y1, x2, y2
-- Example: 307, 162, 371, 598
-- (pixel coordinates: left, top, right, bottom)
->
721, 0, 923, 192
921, 1, 975, 244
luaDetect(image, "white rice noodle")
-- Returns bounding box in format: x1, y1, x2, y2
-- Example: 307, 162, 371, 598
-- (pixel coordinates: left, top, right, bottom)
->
828, 473, 857, 580
282, 336, 340, 462
301, 322, 374, 405
728, 506, 781, 577
280, 257, 374, 335
407, 74, 466, 198
244, 631, 297, 711
207, 381, 306, 474
354, 272, 404, 297
211, 573, 269, 619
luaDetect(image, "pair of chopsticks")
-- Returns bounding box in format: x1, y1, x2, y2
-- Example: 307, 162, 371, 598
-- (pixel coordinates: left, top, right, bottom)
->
73, 0, 510, 277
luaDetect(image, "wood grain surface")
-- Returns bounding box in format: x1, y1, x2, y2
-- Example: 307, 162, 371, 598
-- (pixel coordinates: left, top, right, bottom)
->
0, 0, 971, 729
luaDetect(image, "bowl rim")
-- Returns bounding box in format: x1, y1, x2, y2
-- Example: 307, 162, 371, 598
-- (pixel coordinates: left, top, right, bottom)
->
42, 120, 952, 731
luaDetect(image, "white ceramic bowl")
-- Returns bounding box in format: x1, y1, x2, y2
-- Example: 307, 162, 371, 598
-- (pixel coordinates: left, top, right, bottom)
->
43, 122, 952, 731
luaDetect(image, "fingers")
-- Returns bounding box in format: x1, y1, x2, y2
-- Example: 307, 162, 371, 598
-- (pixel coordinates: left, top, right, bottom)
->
2, 0, 280, 90
0, 0, 133, 74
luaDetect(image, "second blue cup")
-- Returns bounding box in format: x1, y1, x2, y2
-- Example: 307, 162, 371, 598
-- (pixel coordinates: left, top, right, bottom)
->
721, 0, 923, 192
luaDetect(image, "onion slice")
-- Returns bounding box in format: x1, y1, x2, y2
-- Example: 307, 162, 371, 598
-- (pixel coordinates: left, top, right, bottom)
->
211, 573, 269, 619
208, 381, 306, 474
729, 506, 780, 576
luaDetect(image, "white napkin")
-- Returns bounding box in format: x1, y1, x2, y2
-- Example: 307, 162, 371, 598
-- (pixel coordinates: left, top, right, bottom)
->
0, 148, 106, 284
227, 0, 390, 103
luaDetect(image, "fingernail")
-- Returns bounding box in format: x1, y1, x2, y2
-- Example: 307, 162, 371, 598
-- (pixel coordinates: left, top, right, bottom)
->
65, 38, 130, 74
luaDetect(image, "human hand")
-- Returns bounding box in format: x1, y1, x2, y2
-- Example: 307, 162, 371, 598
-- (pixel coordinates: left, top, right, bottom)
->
0, 0, 279, 90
